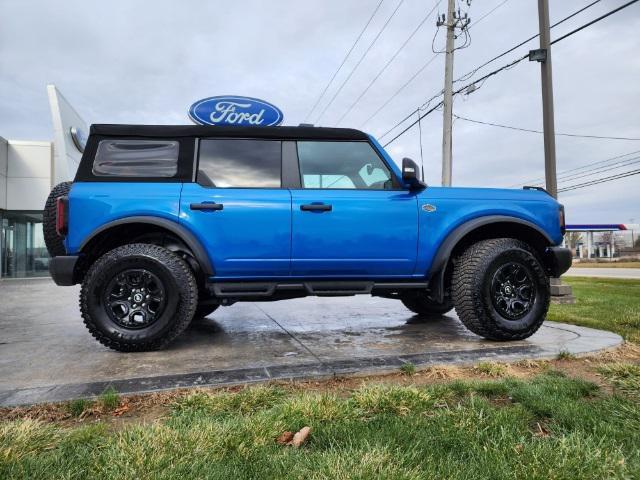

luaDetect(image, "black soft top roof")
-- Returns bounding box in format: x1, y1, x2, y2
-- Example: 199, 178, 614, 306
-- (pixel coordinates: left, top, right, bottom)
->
90, 124, 370, 141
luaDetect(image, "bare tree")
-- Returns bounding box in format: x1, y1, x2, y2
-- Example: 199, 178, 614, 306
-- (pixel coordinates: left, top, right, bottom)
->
565, 232, 582, 254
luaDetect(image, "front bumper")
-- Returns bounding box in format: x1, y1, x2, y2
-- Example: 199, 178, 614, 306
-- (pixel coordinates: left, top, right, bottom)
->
545, 247, 572, 277
49, 255, 79, 286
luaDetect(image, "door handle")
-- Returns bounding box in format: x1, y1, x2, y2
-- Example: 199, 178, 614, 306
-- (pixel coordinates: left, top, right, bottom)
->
190, 202, 224, 211
300, 203, 332, 212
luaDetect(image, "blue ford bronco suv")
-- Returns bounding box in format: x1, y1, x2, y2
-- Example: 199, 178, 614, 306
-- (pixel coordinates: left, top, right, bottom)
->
44, 124, 571, 352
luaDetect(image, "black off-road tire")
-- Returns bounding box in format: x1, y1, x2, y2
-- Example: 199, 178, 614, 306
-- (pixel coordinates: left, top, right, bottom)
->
194, 304, 219, 319
43, 181, 72, 257
451, 238, 549, 341
80, 243, 198, 352
401, 291, 454, 316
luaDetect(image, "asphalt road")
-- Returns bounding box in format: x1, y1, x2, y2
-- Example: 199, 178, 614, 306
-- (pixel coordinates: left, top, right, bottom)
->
566, 267, 640, 279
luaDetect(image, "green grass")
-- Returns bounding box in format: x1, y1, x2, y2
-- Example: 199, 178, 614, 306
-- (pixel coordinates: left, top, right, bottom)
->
99, 386, 119, 410
65, 398, 92, 418
400, 362, 416, 376
474, 361, 508, 377
556, 350, 576, 361
548, 277, 640, 343
598, 363, 640, 400
1, 375, 638, 479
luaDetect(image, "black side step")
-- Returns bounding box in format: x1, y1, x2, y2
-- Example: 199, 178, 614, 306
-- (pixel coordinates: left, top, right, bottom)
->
212, 283, 277, 297
208, 281, 429, 299
305, 281, 373, 296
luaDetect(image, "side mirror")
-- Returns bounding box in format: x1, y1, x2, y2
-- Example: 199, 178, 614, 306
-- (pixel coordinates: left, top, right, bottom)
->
402, 158, 426, 190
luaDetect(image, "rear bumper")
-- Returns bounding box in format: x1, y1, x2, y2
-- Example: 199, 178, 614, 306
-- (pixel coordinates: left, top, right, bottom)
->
545, 247, 572, 277
49, 255, 79, 286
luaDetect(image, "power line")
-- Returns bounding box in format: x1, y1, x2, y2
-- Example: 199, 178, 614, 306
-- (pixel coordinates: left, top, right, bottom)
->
469, 0, 511, 29
334, 1, 442, 126
378, 0, 602, 141
453, 113, 640, 141
511, 149, 640, 187
550, 0, 638, 47
559, 168, 640, 193
359, 54, 439, 128
360, 0, 511, 129
454, 0, 602, 84
314, 0, 406, 124
381, 0, 637, 146
303, 0, 385, 122
382, 53, 525, 146
553, 156, 640, 185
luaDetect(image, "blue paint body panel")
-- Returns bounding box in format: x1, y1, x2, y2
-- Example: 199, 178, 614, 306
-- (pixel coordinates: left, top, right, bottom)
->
414, 187, 563, 277
180, 184, 291, 277
290, 189, 418, 277
65, 182, 183, 254
65, 134, 564, 283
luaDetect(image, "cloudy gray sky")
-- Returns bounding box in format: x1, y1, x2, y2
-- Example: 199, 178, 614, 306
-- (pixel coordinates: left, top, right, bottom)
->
1, 0, 639, 224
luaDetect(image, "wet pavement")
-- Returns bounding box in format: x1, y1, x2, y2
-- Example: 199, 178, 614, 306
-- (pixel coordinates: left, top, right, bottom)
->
0, 278, 623, 406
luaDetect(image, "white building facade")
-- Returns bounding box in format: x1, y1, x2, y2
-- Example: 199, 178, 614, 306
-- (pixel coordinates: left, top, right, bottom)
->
0, 86, 85, 278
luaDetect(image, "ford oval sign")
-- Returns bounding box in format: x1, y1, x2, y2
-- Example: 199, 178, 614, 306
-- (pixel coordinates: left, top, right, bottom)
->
189, 96, 284, 127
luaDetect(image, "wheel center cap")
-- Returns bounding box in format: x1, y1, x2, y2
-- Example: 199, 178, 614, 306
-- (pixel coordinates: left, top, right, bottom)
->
133, 293, 144, 303
504, 286, 512, 294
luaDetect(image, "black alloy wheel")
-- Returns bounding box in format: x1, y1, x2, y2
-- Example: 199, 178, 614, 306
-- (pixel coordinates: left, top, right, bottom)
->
80, 243, 198, 352
489, 261, 536, 320
104, 269, 167, 329
451, 238, 550, 341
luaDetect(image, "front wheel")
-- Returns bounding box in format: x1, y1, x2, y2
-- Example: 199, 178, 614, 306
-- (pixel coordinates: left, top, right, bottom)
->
80, 243, 198, 352
451, 238, 549, 341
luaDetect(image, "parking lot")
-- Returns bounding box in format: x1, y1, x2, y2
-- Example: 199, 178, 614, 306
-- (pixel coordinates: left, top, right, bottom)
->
0, 278, 622, 406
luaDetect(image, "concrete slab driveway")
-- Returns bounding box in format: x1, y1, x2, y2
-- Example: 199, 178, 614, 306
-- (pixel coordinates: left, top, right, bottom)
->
0, 278, 622, 406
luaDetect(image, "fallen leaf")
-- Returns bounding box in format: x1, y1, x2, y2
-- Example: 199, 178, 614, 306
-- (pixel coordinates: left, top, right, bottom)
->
113, 404, 130, 417
276, 431, 294, 445
290, 426, 311, 448
533, 422, 551, 437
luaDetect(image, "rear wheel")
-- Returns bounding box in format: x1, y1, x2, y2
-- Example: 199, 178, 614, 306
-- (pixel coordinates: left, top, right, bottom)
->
80, 243, 198, 352
452, 238, 549, 341
401, 291, 454, 316
43, 181, 71, 257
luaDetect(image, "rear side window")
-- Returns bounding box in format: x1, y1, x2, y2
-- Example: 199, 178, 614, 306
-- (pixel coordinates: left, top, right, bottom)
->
93, 140, 179, 177
198, 139, 281, 188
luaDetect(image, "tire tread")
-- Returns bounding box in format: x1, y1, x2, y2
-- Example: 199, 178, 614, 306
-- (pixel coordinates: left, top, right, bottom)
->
451, 238, 549, 340
80, 243, 198, 352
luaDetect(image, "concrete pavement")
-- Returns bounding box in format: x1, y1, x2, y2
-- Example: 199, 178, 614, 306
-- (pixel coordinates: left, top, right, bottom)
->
0, 278, 623, 406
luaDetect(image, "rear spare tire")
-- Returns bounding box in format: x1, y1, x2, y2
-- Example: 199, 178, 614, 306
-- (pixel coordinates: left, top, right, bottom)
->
43, 181, 71, 257
451, 238, 549, 341
80, 243, 198, 352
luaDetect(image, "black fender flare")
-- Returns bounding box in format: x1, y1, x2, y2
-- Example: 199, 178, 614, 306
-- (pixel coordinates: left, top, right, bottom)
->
79, 216, 214, 275
428, 215, 553, 302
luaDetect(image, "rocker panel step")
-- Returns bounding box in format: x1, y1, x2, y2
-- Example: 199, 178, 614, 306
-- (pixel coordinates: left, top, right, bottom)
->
208, 281, 429, 298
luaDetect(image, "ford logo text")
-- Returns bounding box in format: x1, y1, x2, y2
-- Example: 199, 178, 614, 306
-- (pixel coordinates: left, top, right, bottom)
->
189, 96, 284, 127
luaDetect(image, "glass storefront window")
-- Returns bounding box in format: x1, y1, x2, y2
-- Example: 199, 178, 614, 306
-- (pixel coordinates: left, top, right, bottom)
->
0, 211, 49, 278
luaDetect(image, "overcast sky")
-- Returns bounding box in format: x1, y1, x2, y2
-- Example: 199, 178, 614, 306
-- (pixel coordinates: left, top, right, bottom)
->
1, 0, 639, 224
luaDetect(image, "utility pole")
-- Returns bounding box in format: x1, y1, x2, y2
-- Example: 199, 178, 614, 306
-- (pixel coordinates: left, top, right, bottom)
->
536, 0, 558, 198
440, 0, 456, 187
531, 0, 574, 303
438, 0, 471, 187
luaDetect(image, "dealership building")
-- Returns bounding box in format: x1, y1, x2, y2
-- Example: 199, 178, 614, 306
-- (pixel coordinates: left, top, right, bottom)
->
0, 86, 84, 278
